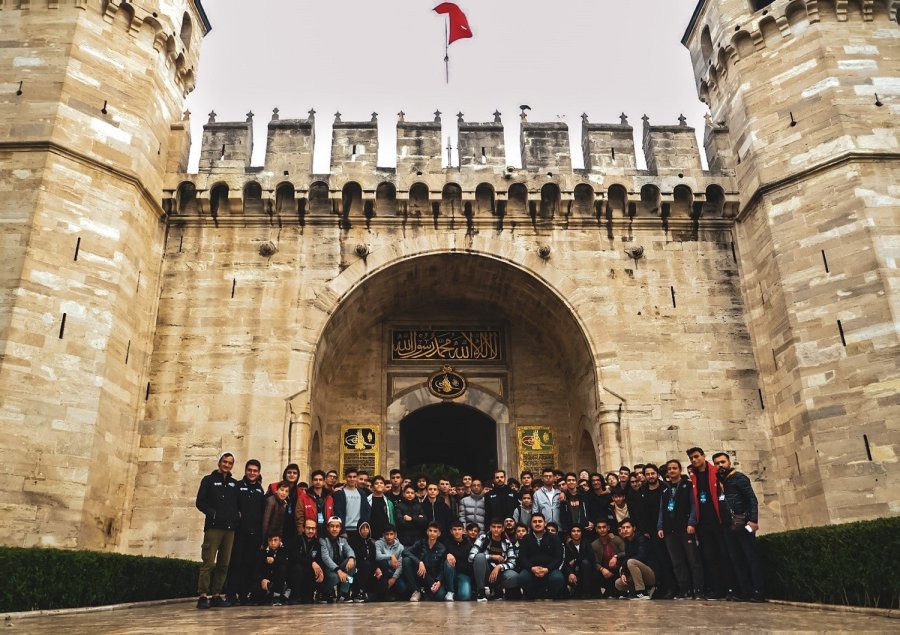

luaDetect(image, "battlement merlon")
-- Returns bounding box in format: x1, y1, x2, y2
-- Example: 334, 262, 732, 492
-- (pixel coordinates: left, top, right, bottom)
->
643, 118, 703, 175
397, 118, 443, 177
459, 120, 506, 170
520, 122, 572, 173
265, 111, 315, 179
582, 118, 636, 173
331, 117, 379, 177
199, 117, 253, 173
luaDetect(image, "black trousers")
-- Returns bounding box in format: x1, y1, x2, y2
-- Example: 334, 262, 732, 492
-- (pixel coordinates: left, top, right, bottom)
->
697, 521, 734, 595
352, 559, 377, 594
288, 563, 318, 602
724, 526, 764, 597
224, 532, 259, 599
568, 560, 594, 597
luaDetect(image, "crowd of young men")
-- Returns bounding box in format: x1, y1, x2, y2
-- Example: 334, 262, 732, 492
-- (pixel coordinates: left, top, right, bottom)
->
194, 447, 765, 609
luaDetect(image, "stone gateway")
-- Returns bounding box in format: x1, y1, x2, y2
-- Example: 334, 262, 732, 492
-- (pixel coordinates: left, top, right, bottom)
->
0, 0, 897, 560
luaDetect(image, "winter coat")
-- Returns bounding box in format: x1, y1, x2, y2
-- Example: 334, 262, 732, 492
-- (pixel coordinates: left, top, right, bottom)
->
261, 495, 288, 539
403, 539, 447, 581
421, 499, 453, 536
719, 469, 759, 524
395, 499, 427, 546
517, 531, 564, 572
318, 535, 356, 572
295, 488, 335, 534
195, 470, 240, 531
458, 493, 486, 531
236, 477, 266, 537
484, 485, 519, 523
532, 487, 561, 525
333, 487, 372, 529
658, 477, 698, 533
468, 533, 517, 572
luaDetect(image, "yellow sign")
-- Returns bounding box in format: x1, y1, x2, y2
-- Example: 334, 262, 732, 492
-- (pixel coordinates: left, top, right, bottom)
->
339, 426, 380, 477
517, 426, 558, 476
392, 329, 503, 361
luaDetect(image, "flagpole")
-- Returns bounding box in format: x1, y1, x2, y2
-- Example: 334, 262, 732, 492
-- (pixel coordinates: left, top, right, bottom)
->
444, 19, 450, 84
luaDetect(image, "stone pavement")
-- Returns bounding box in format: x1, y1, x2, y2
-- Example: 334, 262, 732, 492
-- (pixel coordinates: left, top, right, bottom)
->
4, 599, 897, 634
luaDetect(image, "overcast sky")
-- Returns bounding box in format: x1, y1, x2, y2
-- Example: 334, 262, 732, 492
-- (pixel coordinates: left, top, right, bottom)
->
185, 0, 708, 172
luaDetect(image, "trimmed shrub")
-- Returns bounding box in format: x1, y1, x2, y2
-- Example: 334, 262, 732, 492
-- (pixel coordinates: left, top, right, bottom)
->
759, 516, 900, 609
0, 548, 198, 612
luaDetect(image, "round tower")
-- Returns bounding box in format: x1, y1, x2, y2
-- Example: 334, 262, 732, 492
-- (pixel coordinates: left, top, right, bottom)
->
683, 0, 899, 528
0, 0, 208, 550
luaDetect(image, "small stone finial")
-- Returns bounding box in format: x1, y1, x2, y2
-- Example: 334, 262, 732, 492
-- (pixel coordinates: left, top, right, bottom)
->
678, 113, 688, 127
581, 113, 589, 124
641, 114, 650, 127
271, 107, 280, 121
182, 109, 191, 121
397, 110, 406, 123
619, 112, 629, 126
704, 112, 713, 128
207, 110, 217, 124
371, 112, 378, 122
493, 110, 502, 123
434, 110, 442, 122
307, 108, 316, 120
519, 104, 531, 122
246, 111, 254, 122
334, 111, 342, 123
456, 112, 464, 123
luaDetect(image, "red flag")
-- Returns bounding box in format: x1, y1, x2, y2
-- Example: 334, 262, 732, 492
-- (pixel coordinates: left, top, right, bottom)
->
434, 2, 473, 45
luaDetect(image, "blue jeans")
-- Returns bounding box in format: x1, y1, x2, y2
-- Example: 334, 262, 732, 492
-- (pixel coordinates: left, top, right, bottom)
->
319, 558, 357, 597
375, 559, 407, 597
442, 561, 473, 600
519, 568, 566, 599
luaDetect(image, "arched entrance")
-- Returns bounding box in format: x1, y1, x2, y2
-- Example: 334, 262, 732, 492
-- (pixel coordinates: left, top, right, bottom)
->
299, 250, 615, 478
400, 403, 497, 481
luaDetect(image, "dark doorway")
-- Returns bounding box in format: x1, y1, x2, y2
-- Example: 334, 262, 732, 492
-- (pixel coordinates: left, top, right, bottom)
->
400, 403, 497, 482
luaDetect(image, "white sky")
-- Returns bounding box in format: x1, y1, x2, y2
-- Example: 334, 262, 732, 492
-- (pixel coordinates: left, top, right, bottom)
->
185, 0, 708, 173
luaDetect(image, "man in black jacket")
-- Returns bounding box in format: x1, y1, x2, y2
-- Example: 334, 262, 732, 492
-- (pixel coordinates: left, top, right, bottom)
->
517, 513, 565, 599
195, 452, 240, 609
614, 518, 657, 600
714, 453, 765, 602
485, 470, 519, 525
658, 460, 704, 599
289, 518, 324, 604
224, 459, 265, 605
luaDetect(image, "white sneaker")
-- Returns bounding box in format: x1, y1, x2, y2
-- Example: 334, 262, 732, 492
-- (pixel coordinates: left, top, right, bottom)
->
409, 590, 422, 602
444, 592, 454, 602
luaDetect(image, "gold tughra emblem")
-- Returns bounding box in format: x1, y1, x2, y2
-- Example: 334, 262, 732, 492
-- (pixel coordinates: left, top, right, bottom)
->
427, 365, 467, 399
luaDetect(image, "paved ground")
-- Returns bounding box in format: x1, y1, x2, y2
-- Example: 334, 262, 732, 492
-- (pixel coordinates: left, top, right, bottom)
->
4, 599, 897, 634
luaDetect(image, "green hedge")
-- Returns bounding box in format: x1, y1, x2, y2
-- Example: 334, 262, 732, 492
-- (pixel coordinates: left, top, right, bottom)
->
759, 516, 900, 609
0, 548, 198, 613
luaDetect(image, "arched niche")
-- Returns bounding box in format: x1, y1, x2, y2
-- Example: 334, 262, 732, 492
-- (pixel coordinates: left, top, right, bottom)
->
672, 185, 694, 217
638, 184, 661, 216
275, 182, 296, 216
539, 183, 561, 221
409, 183, 429, 217
176, 181, 198, 215
308, 181, 330, 216
607, 184, 628, 217
377, 182, 398, 216
573, 184, 595, 217
507, 183, 528, 216
442, 183, 463, 217
243, 181, 263, 215
475, 183, 495, 216
209, 182, 229, 216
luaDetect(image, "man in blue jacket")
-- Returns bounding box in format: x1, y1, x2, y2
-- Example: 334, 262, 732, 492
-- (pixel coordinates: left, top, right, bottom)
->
195, 452, 240, 609
333, 467, 371, 540
714, 452, 765, 602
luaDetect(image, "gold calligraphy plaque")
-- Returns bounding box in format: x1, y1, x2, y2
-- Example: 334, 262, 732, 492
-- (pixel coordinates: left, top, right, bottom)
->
339, 426, 380, 477
391, 329, 503, 362
517, 426, 559, 476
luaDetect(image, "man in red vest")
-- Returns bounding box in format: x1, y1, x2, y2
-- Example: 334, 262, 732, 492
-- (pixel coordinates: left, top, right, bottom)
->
687, 447, 735, 599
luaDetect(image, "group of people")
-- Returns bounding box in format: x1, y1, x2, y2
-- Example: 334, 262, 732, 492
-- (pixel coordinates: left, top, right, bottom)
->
194, 446, 765, 609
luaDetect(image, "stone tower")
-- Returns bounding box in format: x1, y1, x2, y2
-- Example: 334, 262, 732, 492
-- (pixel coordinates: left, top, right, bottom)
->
683, 0, 899, 527
0, 0, 209, 548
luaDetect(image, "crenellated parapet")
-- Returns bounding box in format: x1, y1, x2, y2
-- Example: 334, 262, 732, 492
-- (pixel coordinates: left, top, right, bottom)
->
165, 110, 739, 229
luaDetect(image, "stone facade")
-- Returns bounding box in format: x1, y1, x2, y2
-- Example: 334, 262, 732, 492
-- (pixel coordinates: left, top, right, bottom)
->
0, 0, 896, 559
